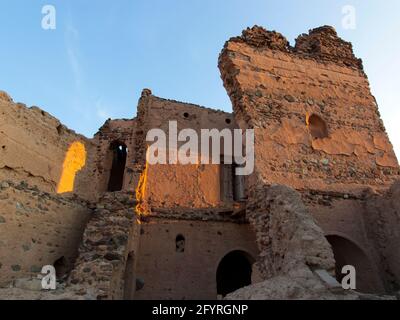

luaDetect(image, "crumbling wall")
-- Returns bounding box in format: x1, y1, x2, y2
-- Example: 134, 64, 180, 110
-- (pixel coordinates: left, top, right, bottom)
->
364, 181, 400, 293
218, 25, 399, 297
0, 180, 91, 287
219, 26, 399, 194
0, 92, 97, 200
302, 190, 385, 293
93, 118, 137, 194
224, 182, 361, 300
136, 91, 238, 210
67, 192, 139, 300
247, 182, 335, 278
134, 217, 258, 300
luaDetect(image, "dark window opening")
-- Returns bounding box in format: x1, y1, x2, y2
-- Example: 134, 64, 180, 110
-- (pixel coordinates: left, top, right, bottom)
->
107, 142, 128, 192
225, 118, 232, 124
56, 124, 63, 135
217, 251, 253, 297
307, 114, 328, 139
183, 112, 189, 118
220, 157, 246, 202
53, 256, 68, 279
176, 234, 185, 253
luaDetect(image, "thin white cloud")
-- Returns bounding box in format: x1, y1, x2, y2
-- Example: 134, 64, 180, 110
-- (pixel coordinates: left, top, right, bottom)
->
65, 24, 83, 89
95, 98, 113, 121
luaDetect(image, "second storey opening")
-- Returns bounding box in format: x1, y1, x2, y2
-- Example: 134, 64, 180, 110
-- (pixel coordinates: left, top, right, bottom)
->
220, 156, 246, 203
107, 142, 128, 192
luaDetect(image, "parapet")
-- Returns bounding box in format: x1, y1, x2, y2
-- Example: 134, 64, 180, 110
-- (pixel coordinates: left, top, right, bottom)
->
294, 26, 363, 70
228, 25, 290, 52
225, 25, 363, 70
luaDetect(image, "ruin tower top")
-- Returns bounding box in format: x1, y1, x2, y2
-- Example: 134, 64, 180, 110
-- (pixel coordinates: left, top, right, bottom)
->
225, 25, 363, 70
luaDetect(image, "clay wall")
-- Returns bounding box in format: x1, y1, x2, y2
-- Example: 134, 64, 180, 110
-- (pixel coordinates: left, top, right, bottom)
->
93, 118, 137, 194
0, 93, 97, 201
303, 191, 385, 293
219, 26, 399, 195
136, 92, 239, 210
218, 25, 400, 295
364, 181, 400, 293
0, 181, 91, 287
134, 218, 258, 300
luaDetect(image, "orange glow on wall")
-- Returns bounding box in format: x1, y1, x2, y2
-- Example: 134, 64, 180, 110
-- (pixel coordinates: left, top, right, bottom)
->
135, 150, 149, 215
57, 141, 87, 194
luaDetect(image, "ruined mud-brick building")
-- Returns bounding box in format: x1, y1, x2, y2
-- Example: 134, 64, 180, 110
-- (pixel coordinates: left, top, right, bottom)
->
0, 25, 399, 300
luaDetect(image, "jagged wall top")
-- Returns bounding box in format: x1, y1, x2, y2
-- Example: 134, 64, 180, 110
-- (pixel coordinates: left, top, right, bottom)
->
227, 25, 363, 70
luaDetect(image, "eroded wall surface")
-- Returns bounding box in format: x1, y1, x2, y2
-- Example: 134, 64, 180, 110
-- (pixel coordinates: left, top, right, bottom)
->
219, 26, 399, 194
0, 93, 96, 200
218, 25, 400, 295
93, 118, 138, 194
134, 218, 258, 300
364, 181, 400, 292
135, 92, 238, 210
303, 191, 385, 293
0, 181, 91, 287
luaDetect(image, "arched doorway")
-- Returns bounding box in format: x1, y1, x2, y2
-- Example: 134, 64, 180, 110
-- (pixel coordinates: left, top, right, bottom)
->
107, 142, 128, 192
216, 250, 254, 297
326, 235, 383, 293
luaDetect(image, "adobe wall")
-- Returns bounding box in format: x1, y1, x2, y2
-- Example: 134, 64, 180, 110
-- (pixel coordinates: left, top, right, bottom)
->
134, 218, 258, 300
67, 192, 139, 300
303, 191, 385, 293
218, 26, 400, 295
219, 26, 399, 195
91, 90, 239, 210
93, 118, 138, 194
0, 181, 91, 287
0, 93, 97, 201
135, 91, 238, 210
364, 181, 400, 292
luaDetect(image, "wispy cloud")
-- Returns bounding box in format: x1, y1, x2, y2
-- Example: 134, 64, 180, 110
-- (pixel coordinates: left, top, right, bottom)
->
95, 98, 113, 121
65, 24, 83, 89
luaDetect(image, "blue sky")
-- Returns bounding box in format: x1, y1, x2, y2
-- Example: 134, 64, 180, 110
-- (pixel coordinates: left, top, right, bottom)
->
0, 0, 399, 157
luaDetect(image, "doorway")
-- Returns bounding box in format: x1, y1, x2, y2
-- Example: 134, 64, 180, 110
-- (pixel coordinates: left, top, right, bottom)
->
216, 250, 253, 297
107, 142, 128, 192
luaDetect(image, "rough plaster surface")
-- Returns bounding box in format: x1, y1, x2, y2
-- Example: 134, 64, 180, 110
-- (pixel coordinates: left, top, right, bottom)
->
0, 25, 400, 300
0, 181, 90, 287
219, 25, 399, 194
0, 96, 96, 200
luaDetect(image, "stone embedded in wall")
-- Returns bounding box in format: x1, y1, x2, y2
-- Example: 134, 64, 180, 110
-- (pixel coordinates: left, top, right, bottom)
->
67, 191, 140, 300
